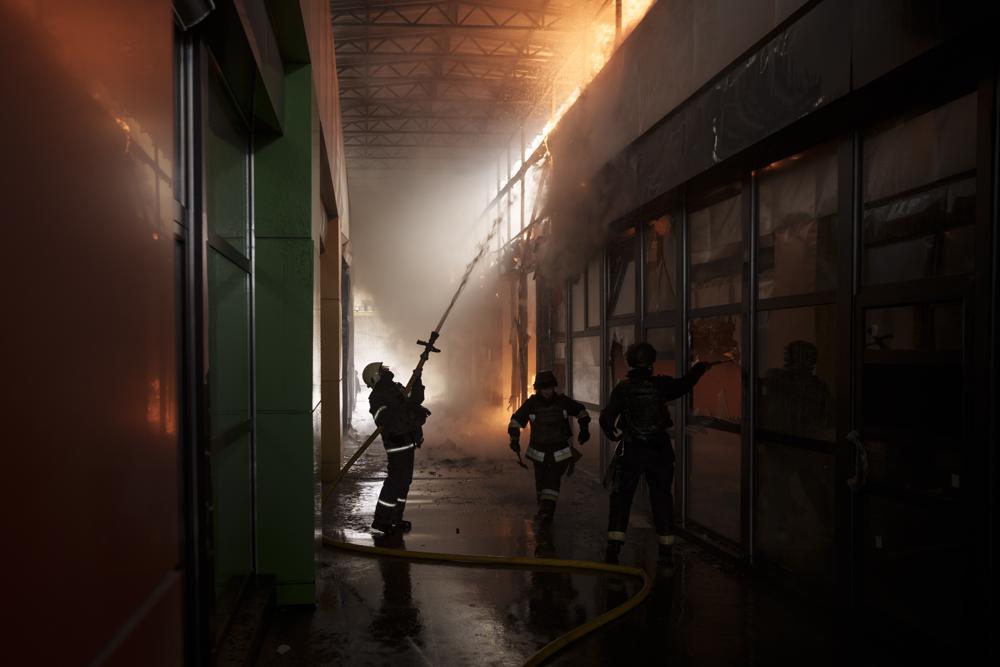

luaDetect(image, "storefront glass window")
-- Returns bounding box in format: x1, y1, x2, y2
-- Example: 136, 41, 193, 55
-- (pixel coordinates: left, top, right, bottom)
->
645, 216, 678, 313
571, 335, 600, 405
587, 258, 601, 328
862, 93, 977, 284
608, 232, 637, 317
757, 306, 837, 441
757, 146, 838, 299
690, 315, 742, 422
689, 193, 742, 308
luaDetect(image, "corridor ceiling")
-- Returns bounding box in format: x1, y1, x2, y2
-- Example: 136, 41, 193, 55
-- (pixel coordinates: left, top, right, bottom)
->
331, 0, 605, 172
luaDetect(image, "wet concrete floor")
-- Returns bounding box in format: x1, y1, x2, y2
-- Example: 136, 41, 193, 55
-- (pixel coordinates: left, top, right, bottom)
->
256, 431, 889, 666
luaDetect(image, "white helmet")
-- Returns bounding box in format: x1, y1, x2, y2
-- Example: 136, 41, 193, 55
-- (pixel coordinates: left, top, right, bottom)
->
362, 362, 384, 388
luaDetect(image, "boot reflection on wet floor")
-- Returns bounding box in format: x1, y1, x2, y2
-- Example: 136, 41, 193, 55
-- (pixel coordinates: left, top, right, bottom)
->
527, 536, 586, 640
369, 534, 424, 646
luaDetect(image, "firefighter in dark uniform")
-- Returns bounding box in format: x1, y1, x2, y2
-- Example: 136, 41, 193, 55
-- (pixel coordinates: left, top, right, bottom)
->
363, 361, 430, 534
599, 343, 710, 565
508, 371, 591, 523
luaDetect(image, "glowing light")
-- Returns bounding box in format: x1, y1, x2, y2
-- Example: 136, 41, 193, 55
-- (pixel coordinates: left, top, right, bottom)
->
525, 0, 656, 158
147, 378, 161, 426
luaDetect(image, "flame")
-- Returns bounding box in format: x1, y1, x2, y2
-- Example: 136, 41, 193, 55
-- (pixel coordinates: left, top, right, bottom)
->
526, 0, 655, 157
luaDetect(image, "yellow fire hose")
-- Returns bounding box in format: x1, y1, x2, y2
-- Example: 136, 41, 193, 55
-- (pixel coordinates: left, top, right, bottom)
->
321, 430, 653, 666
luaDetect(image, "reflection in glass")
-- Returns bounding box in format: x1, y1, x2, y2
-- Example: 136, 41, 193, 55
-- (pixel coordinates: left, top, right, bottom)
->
645, 216, 677, 313
863, 93, 977, 284
757, 441, 834, 582
587, 258, 601, 328
689, 193, 742, 308
608, 233, 637, 317
608, 325, 636, 391
571, 336, 600, 405
687, 428, 741, 542
208, 249, 250, 436
690, 315, 741, 422
865, 302, 962, 352
757, 306, 836, 441
205, 64, 249, 257
757, 146, 837, 298
571, 277, 585, 331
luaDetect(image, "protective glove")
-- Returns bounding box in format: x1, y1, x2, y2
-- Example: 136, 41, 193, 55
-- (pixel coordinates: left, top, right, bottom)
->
509, 438, 520, 453
577, 428, 591, 445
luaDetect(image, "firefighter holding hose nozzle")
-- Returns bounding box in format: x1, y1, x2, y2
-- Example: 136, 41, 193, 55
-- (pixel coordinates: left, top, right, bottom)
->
600, 343, 710, 569
508, 371, 591, 526
363, 361, 430, 534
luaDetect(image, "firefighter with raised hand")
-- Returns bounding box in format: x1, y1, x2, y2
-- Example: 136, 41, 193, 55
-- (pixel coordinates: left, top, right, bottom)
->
508, 370, 591, 525
599, 343, 710, 568
363, 361, 430, 534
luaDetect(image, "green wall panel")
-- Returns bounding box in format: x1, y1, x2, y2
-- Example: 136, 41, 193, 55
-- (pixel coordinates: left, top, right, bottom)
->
255, 238, 314, 412
256, 412, 314, 601
255, 64, 314, 239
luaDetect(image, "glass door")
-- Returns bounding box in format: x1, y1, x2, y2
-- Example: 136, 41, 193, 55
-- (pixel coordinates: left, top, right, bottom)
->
203, 52, 254, 626
851, 92, 977, 648
685, 187, 744, 547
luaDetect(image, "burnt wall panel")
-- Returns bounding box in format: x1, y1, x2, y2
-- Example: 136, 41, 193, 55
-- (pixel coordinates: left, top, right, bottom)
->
614, 0, 850, 225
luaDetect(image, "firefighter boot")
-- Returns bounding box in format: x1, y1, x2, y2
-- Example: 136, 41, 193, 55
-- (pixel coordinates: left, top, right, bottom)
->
371, 519, 398, 534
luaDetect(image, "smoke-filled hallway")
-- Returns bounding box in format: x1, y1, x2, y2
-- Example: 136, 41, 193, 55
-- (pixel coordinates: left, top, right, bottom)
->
6, 1, 1000, 665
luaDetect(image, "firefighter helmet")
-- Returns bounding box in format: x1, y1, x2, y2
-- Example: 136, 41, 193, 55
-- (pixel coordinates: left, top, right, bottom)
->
625, 342, 657, 368
533, 370, 558, 389
362, 362, 385, 388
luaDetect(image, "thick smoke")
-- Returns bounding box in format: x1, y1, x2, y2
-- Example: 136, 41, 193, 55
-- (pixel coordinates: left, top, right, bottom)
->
350, 165, 510, 460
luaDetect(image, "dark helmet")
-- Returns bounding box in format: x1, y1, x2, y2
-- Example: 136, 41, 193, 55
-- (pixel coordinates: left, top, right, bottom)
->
625, 342, 657, 368
533, 370, 558, 389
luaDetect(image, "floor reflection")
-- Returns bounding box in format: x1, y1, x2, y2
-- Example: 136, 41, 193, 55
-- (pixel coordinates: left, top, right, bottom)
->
369, 533, 424, 649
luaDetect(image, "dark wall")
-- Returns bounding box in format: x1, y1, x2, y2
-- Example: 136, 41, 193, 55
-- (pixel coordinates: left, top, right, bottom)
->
0, 1, 182, 663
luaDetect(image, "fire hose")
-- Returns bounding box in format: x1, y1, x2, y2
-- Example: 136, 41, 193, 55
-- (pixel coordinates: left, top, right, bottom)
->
321, 221, 652, 666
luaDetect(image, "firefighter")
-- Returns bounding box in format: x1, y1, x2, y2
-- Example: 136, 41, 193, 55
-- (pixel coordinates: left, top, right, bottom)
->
508, 370, 591, 524
363, 361, 430, 534
599, 343, 710, 567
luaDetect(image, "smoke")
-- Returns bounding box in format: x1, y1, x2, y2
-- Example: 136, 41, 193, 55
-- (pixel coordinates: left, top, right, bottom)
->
350, 165, 510, 459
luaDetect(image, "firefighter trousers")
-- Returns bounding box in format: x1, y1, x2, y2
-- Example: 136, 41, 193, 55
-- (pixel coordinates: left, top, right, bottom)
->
373, 444, 415, 525
606, 440, 675, 544
532, 458, 571, 514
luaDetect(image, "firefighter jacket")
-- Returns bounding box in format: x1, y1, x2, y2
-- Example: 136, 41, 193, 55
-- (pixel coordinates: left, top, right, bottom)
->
369, 375, 428, 453
599, 367, 703, 446
508, 393, 590, 464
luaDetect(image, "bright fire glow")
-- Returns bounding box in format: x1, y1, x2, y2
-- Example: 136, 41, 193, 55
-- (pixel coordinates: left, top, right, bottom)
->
527, 0, 655, 157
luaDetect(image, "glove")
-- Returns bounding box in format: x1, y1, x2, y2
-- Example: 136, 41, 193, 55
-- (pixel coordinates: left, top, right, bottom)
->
578, 429, 590, 445
509, 438, 520, 453
692, 361, 710, 377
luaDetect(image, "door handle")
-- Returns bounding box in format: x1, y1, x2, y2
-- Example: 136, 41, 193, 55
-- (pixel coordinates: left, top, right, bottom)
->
846, 429, 868, 490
